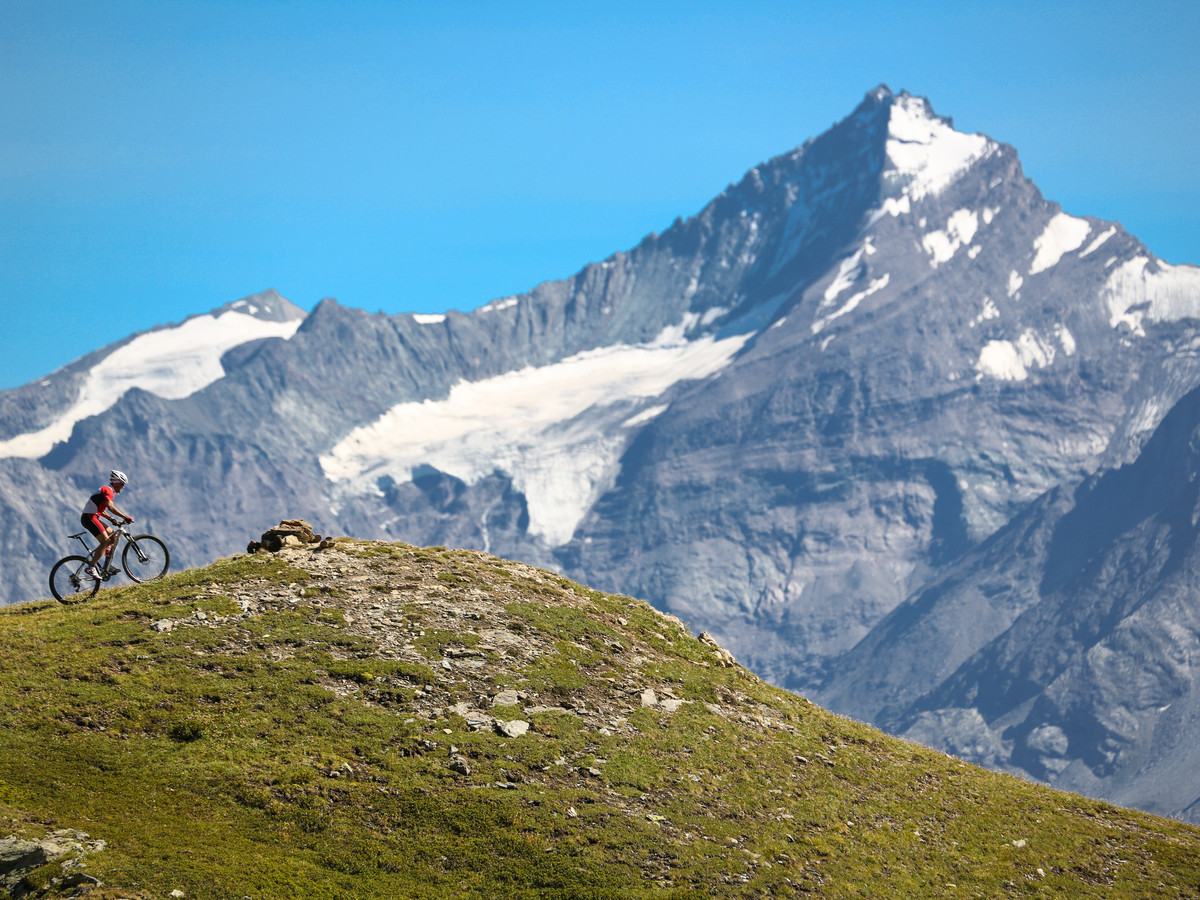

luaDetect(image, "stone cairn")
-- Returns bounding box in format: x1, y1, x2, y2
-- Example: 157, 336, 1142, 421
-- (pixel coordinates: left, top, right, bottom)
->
247, 519, 334, 554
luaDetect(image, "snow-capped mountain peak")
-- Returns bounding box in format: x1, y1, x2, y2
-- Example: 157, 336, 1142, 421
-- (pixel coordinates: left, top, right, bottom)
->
214, 288, 308, 323
884, 92, 994, 202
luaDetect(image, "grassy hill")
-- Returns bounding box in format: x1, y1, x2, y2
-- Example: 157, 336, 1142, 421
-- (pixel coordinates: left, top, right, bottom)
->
1, 538, 1199, 899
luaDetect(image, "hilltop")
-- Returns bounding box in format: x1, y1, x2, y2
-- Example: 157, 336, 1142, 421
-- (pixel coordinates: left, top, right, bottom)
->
1, 538, 1199, 898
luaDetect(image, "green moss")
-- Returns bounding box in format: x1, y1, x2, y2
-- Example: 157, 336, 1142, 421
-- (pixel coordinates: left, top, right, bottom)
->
504, 601, 620, 646
413, 629, 479, 658
521, 641, 601, 695
325, 658, 439, 687
18, 859, 67, 892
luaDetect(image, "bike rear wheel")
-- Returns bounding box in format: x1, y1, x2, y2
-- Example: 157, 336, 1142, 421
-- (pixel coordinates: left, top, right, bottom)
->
122, 534, 170, 582
50, 555, 101, 603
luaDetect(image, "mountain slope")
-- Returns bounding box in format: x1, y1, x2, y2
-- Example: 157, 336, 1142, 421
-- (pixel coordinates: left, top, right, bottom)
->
2, 539, 1199, 898
820, 383, 1200, 823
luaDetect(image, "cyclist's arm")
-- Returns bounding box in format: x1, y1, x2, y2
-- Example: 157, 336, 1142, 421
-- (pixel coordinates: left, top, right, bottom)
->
106, 504, 132, 523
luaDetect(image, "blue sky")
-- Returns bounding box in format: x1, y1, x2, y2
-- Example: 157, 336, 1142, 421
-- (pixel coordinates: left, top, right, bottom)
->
3, 0, 1198, 389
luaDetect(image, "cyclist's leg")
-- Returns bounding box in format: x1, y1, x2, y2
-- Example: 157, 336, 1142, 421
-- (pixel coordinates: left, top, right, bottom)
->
81, 514, 109, 567
101, 530, 120, 572
98, 528, 118, 565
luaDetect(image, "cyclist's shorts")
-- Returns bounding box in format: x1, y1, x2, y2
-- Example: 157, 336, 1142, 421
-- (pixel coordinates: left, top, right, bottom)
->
80, 512, 107, 541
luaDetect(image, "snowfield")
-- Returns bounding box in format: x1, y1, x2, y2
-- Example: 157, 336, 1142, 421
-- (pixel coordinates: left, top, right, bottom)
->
1103, 257, 1200, 335
885, 94, 993, 201
1030, 213, 1091, 275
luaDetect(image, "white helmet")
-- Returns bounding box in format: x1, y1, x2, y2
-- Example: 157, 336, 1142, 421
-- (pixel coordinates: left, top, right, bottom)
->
110, 469, 128, 487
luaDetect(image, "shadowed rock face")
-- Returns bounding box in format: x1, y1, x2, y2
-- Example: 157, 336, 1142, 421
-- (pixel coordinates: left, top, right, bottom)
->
4, 88, 1200, 822
820, 384, 1200, 823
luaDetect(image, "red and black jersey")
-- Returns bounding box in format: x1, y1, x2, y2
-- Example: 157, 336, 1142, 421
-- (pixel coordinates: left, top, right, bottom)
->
82, 485, 115, 517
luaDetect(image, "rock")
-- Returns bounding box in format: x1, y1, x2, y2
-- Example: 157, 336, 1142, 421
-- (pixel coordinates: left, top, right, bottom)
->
641, 689, 658, 707
492, 690, 520, 707
449, 755, 471, 775
699, 633, 737, 667
152, 619, 175, 633
61, 872, 102, 889
259, 532, 284, 553
524, 705, 574, 716
496, 720, 530, 739
466, 713, 492, 730
0, 830, 104, 896
0, 839, 47, 875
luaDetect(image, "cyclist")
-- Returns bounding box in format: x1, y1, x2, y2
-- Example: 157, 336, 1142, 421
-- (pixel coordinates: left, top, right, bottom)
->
81, 470, 133, 579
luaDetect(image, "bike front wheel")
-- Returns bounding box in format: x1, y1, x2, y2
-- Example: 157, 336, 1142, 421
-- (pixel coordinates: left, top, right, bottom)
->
50, 555, 101, 603
122, 534, 170, 582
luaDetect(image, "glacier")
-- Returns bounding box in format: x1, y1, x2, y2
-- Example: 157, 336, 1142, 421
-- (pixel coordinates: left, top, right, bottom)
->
320, 326, 753, 546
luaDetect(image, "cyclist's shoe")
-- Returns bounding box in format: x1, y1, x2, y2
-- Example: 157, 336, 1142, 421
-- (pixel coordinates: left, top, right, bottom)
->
83, 565, 100, 580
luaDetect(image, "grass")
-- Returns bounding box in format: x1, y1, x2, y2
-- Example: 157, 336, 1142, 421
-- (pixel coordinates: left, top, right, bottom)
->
0, 544, 1197, 898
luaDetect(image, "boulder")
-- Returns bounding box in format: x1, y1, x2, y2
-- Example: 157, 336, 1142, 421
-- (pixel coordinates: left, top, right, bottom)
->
0, 830, 104, 897
495, 720, 530, 739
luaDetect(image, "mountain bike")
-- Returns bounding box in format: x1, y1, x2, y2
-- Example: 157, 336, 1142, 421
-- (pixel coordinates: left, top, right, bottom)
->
49, 518, 171, 603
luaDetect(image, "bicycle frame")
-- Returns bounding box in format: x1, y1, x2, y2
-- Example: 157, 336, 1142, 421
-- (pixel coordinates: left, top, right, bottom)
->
69, 520, 165, 577
70, 519, 131, 562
